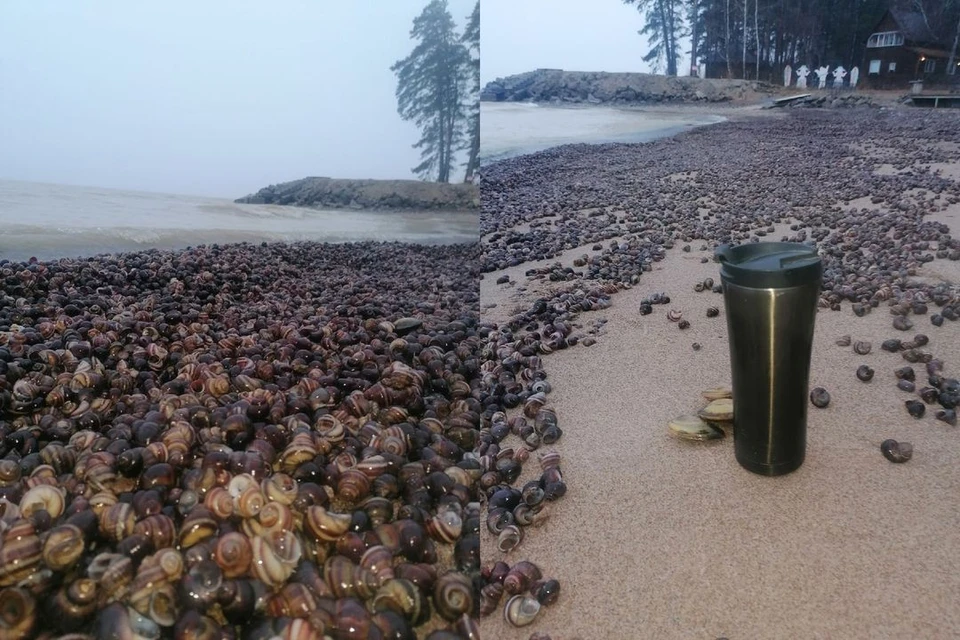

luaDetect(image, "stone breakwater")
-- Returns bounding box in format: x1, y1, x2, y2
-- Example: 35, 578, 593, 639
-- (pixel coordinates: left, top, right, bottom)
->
480, 69, 776, 105
477, 108, 960, 638
0, 240, 490, 639
236, 178, 479, 212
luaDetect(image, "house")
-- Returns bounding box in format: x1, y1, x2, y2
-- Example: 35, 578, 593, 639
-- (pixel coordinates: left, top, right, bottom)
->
862, 7, 957, 88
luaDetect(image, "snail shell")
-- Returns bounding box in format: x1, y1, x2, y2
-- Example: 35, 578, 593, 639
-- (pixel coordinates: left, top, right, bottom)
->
51, 578, 98, 629
337, 469, 372, 504
497, 525, 523, 553
425, 509, 463, 544
19, 484, 66, 520
304, 506, 352, 542
479, 582, 504, 617
0, 587, 36, 639
504, 594, 540, 627
359, 545, 395, 583
178, 506, 218, 549
667, 309, 683, 322
432, 571, 474, 622
261, 473, 298, 506
503, 561, 542, 595
99, 502, 137, 543
371, 578, 427, 625
0, 521, 41, 587
203, 486, 235, 520
42, 523, 86, 572
324, 555, 380, 600
213, 531, 253, 579
250, 530, 302, 588
86, 552, 134, 603
266, 582, 317, 618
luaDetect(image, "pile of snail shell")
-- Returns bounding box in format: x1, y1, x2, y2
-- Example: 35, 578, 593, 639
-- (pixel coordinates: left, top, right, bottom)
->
0, 241, 486, 639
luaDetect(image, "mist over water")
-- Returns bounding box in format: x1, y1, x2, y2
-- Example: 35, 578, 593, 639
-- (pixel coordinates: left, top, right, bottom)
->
479, 102, 725, 164
0, 180, 478, 262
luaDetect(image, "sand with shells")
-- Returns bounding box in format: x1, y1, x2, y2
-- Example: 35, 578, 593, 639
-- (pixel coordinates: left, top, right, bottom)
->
479, 106, 960, 639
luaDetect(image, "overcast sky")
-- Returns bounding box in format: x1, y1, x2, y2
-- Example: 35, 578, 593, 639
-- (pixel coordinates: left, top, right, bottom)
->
0, 0, 475, 198
482, 0, 691, 86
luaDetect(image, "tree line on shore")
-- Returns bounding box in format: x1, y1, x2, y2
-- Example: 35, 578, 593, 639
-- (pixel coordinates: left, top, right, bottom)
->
624, 0, 960, 81
391, 0, 479, 185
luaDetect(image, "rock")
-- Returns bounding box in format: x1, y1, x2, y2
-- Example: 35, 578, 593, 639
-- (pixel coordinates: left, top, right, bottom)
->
235, 177, 478, 211
480, 69, 776, 106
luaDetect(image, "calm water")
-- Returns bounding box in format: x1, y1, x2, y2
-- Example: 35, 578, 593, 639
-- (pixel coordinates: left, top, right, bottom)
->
0, 180, 478, 262
479, 102, 725, 164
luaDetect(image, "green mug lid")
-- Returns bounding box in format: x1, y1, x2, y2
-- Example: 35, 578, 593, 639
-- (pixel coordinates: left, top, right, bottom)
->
716, 242, 822, 289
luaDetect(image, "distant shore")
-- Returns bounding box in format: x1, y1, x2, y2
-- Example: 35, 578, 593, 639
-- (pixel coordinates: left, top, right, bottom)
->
235, 176, 479, 211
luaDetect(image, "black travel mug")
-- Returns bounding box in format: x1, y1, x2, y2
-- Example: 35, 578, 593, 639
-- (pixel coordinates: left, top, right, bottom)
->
716, 242, 823, 476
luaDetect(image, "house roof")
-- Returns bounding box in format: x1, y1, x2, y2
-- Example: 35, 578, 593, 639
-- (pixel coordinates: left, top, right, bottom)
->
887, 7, 942, 46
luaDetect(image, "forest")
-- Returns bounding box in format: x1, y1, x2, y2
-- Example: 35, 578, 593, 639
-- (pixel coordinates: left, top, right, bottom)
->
625, 0, 960, 81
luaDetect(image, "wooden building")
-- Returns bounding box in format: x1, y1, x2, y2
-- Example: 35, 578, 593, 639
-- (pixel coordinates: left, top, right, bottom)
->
862, 8, 956, 89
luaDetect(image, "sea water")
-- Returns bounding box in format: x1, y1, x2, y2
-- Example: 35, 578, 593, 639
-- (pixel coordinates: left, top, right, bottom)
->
0, 180, 478, 262
479, 102, 725, 164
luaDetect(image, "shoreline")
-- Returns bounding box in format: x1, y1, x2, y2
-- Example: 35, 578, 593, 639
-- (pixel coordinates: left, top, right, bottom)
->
479, 102, 737, 167
478, 108, 960, 638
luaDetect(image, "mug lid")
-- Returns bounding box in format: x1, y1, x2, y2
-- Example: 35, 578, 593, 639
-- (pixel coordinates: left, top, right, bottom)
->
716, 242, 822, 289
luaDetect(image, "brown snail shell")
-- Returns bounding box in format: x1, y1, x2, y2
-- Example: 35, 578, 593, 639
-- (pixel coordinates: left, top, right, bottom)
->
265, 582, 318, 618
371, 578, 427, 625
178, 507, 218, 549
51, 578, 98, 629
85, 552, 134, 603
132, 514, 176, 551
0, 521, 42, 587
99, 502, 136, 543
324, 555, 379, 599
214, 532, 253, 579
261, 473, 298, 506
359, 545, 395, 583
250, 530, 302, 588
479, 582, 504, 617
42, 524, 86, 572
203, 486, 235, 520
881, 439, 913, 463
503, 561, 542, 595
304, 506, 352, 542
852, 340, 871, 355
0, 587, 36, 639
425, 509, 463, 544
337, 469, 372, 504
230, 475, 266, 519
432, 571, 474, 622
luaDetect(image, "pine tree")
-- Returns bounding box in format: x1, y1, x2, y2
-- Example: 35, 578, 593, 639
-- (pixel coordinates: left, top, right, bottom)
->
461, 1, 480, 183
624, 0, 687, 76
391, 1, 470, 183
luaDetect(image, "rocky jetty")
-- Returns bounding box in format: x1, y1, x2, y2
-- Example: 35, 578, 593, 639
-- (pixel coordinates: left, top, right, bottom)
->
480, 69, 777, 105
236, 177, 479, 211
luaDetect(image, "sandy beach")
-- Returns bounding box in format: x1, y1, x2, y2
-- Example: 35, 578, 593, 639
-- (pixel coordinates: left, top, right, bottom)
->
478, 105, 960, 639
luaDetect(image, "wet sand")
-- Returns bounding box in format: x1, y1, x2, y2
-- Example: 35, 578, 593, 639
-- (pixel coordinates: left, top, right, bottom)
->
479, 109, 960, 639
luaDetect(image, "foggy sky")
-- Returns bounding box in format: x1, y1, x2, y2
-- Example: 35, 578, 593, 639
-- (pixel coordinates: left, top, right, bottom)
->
0, 0, 475, 198
482, 0, 692, 86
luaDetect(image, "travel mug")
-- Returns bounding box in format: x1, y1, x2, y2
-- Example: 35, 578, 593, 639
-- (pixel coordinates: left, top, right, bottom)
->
716, 242, 823, 476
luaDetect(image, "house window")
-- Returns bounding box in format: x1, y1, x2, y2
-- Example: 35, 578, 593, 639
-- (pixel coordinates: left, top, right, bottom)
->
867, 31, 904, 48
889, 62, 897, 72
869, 59, 881, 74
925, 59, 936, 73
